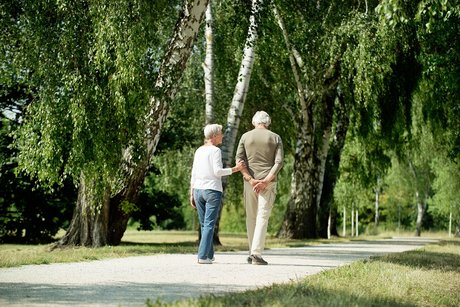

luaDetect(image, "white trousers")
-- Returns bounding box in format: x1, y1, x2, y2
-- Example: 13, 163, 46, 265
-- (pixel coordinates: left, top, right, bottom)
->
244, 181, 277, 256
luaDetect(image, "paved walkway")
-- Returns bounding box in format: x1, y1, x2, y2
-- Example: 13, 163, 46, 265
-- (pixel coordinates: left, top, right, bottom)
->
0, 237, 437, 306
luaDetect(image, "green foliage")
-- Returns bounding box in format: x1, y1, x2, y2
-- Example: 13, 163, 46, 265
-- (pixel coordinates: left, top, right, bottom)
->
415, 1, 460, 158
130, 186, 185, 231
0, 119, 75, 243
149, 147, 195, 229
430, 154, 460, 228
6, 0, 179, 202
382, 157, 420, 229
2, 0, 459, 238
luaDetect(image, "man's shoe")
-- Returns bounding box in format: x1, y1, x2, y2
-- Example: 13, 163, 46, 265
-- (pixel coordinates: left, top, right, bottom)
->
247, 255, 253, 264
198, 258, 213, 264
251, 255, 268, 265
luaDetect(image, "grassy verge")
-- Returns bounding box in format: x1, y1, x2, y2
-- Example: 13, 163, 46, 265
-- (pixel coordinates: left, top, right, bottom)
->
158, 240, 460, 307
0, 230, 450, 268
0, 230, 229, 268
0, 229, 359, 268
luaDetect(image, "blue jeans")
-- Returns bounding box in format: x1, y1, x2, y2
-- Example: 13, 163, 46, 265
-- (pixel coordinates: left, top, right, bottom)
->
194, 189, 222, 260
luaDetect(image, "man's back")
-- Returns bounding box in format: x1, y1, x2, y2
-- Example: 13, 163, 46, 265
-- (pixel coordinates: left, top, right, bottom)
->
236, 128, 283, 180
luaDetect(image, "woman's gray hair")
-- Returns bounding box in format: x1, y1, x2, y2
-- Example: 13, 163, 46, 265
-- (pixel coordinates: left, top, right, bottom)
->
252, 111, 271, 127
204, 124, 223, 140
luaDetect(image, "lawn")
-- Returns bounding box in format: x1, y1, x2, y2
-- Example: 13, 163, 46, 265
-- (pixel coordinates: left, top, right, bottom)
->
0, 229, 349, 268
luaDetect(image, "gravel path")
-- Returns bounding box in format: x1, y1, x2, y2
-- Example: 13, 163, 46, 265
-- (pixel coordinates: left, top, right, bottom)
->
0, 237, 437, 306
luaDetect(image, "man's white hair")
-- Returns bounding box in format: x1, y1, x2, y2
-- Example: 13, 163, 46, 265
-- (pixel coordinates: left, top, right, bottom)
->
204, 124, 222, 140
252, 111, 271, 127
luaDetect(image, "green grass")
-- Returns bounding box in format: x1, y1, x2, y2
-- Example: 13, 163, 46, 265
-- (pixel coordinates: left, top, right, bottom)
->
0, 229, 361, 268
0, 230, 244, 268
0, 229, 451, 268
157, 240, 460, 307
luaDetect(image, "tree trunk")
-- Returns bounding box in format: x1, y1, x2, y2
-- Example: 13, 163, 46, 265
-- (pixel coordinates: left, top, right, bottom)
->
375, 187, 380, 227
58, 175, 109, 246
317, 94, 348, 238
196, 2, 216, 244
59, 0, 209, 247
272, 3, 308, 115
456, 215, 460, 237
278, 115, 319, 239
216, 0, 263, 244
203, 2, 214, 125
274, 7, 343, 239
274, 5, 317, 239
415, 192, 425, 236
221, 0, 263, 167
355, 207, 359, 236
329, 206, 339, 237
351, 203, 354, 237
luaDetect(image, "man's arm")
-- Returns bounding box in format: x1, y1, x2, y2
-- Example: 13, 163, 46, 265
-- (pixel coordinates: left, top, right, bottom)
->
235, 135, 253, 181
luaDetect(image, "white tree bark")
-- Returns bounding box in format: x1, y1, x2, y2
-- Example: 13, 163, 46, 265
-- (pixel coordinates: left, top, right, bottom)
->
355, 208, 359, 236
415, 191, 425, 236
221, 0, 263, 167
316, 129, 332, 209
343, 206, 346, 237
60, 0, 210, 247
375, 187, 380, 227
203, 2, 215, 124
351, 203, 354, 237
146, 0, 209, 158
275, 3, 341, 239
272, 4, 307, 115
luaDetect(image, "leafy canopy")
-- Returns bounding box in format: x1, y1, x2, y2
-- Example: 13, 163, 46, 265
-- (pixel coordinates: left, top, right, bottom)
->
3, 1, 179, 199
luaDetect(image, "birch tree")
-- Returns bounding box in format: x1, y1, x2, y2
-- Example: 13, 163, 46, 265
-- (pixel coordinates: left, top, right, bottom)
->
221, 0, 264, 168
203, 3, 215, 125
274, 1, 350, 238
206, 0, 264, 244
13, 0, 209, 247
274, 0, 418, 238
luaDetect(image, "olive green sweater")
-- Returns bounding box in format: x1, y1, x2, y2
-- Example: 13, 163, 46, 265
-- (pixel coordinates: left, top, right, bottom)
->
235, 128, 284, 181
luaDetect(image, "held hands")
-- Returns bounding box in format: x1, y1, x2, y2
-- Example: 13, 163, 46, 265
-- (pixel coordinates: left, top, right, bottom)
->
250, 173, 274, 193
233, 160, 245, 172
252, 180, 267, 194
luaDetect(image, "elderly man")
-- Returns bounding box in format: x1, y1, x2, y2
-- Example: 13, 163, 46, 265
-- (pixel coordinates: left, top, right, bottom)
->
235, 111, 284, 265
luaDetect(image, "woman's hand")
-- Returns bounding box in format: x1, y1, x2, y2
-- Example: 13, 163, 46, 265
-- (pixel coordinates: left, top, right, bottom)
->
190, 193, 196, 209
233, 160, 245, 172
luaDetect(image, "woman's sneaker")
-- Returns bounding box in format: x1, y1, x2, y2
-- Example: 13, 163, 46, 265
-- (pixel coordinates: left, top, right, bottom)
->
198, 258, 213, 264
251, 255, 268, 265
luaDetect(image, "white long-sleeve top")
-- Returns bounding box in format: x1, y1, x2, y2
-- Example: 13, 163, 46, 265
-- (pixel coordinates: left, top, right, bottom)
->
191, 145, 232, 192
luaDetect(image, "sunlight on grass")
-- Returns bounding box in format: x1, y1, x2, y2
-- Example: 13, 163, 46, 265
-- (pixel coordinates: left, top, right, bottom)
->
0, 229, 453, 268
0, 230, 248, 268
161, 240, 460, 307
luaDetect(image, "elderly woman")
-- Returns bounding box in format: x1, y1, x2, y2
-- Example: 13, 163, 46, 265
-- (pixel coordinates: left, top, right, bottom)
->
190, 124, 244, 264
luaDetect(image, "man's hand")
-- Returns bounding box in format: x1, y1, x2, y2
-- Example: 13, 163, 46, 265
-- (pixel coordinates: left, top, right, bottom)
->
252, 181, 267, 193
